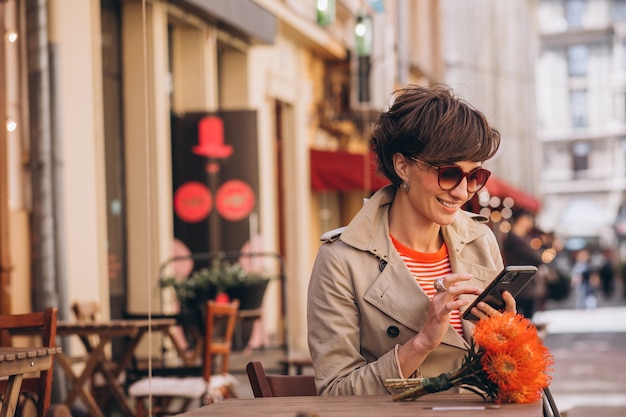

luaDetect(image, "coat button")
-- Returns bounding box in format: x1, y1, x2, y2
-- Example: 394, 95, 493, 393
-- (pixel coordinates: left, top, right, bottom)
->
379, 260, 387, 272
387, 326, 399, 338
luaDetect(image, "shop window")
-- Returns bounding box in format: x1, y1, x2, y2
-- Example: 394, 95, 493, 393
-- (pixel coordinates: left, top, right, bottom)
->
320, 60, 352, 122
101, 0, 127, 356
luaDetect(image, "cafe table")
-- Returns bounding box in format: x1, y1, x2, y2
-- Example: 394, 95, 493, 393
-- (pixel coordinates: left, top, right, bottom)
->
180, 392, 544, 417
56, 317, 178, 417
0, 346, 62, 417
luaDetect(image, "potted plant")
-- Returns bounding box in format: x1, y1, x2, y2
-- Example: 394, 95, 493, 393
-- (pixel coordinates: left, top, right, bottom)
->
160, 260, 274, 350
160, 261, 272, 318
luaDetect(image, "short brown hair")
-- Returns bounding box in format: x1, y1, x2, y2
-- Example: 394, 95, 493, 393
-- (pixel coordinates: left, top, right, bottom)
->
370, 84, 501, 185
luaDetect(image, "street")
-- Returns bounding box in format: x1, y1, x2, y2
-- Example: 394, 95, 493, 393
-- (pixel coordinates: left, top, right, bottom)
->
534, 294, 626, 417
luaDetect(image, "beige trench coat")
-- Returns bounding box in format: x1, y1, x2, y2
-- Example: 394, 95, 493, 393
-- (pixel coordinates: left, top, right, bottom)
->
307, 185, 504, 395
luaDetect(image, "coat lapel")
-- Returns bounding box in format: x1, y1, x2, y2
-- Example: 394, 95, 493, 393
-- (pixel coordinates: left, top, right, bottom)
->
363, 252, 469, 350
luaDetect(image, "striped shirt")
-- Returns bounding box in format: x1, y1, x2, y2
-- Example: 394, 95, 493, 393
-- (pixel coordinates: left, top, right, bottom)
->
391, 235, 464, 336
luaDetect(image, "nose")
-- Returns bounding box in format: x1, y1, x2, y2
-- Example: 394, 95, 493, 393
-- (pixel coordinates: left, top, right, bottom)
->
448, 177, 470, 200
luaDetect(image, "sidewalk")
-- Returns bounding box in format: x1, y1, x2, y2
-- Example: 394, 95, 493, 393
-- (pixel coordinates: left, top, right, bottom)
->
535, 288, 626, 417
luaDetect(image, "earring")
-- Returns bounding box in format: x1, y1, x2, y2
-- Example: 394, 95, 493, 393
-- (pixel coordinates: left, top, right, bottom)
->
400, 181, 410, 192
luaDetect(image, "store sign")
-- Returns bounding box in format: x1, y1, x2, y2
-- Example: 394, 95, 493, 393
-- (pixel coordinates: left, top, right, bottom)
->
171, 111, 259, 254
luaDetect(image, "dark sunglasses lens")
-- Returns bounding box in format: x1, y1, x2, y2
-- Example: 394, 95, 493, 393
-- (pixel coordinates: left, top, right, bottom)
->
437, 166, 491, 191
468, 169, 491, 191
438, 166, 464, 190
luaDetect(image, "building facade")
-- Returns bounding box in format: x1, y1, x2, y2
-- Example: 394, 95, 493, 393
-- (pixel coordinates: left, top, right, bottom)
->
1, 0, 432, 361
536, 0, 626, 256
1, 0, 543, 374
441, 0, 541, 241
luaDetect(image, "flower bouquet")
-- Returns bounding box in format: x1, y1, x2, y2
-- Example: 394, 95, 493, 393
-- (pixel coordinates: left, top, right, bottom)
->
385, 312, 553, 404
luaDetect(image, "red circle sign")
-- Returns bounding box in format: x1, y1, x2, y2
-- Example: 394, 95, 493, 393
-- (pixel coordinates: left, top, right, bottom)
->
174, 181, 212, 223
216, 180, 255, 221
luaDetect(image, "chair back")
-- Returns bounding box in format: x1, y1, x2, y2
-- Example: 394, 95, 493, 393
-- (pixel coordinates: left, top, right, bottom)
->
203, 299, 239, 381
129, 299, 240, 417
246, 361, 317, 397
0, 307, 58, 417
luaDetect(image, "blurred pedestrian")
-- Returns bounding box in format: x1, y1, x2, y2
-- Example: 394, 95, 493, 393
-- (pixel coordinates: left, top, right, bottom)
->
597, 249, 615, 299
501, 209, 545, 320
571, 248, 598, 310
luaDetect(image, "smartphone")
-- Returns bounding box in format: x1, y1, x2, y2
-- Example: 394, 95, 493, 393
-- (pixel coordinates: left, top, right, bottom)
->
462, 265, 537, 321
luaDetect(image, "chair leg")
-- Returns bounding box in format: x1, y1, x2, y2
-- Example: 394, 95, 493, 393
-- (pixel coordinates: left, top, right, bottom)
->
136, 396, 190, 417
135, 397, 146, 417
542, 387, 561, 417
45, 404, 72, 417
221, 353, 230, 374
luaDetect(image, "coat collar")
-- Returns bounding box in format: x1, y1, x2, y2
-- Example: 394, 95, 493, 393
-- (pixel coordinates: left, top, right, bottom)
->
340, 185, 490, 258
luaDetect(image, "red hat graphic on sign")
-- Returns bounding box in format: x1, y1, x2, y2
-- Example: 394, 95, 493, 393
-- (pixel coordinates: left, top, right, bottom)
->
193, 116, 233, 159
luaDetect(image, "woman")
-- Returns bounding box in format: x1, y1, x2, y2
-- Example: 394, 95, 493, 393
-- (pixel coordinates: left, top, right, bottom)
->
307, 84, 516, 395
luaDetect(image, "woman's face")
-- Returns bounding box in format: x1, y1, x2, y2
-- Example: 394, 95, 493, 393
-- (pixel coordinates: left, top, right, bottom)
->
405, 159, 483, 227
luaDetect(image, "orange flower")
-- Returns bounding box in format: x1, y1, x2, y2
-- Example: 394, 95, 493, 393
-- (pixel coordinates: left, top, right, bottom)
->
499, 388, 539, 404
473, 312, 536, 352
515, 338, 554, 377
481, 349, 525, 392
476, 313, 553, 403
498, 378, 545, 404
387, 312, 554, 404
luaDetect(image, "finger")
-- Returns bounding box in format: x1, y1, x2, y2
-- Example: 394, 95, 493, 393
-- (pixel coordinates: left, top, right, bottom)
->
477, 301, 502, 317
446, 298, 473, 312
501, 291, 517, 313
445, 274, 472, 287
445, 285, 482, 298
434, 275, 472, 293
466, 306, 486, 321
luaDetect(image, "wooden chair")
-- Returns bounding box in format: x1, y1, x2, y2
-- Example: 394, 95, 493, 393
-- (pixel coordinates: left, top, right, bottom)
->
128, 299, 240, 417
122, 310, 201, 386
0, 307, 58, 417
246, 361, 317, 397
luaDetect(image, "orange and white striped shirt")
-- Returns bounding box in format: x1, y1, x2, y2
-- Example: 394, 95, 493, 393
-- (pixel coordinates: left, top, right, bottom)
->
391, 235, 464, 336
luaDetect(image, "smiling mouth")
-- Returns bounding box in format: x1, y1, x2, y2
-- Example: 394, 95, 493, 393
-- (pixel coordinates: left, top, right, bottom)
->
438, 198, 460, 209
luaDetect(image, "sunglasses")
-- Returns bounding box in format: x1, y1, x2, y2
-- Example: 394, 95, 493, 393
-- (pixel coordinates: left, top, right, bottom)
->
411, 158, 491, 192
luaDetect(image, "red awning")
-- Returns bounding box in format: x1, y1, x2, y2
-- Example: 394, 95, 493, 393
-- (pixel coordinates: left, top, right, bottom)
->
483, 176, 541, 213
310, 149, 541, 213
310, 149, 390, 192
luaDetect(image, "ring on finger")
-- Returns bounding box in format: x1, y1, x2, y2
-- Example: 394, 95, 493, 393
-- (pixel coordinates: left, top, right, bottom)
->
433, 278, 447, 293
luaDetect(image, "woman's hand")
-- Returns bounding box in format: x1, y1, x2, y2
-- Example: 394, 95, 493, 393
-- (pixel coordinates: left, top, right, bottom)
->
397, 273, 482, 376
467, 290, 517, 321
416, 274, 482, 349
